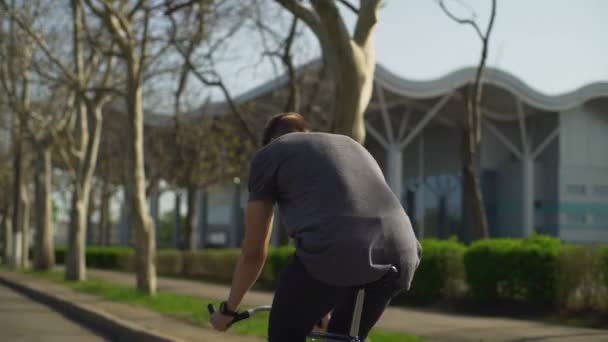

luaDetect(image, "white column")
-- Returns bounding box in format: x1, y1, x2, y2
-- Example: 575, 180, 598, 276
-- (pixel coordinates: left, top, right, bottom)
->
522, 156, 534, 237
386, 145, 403, 200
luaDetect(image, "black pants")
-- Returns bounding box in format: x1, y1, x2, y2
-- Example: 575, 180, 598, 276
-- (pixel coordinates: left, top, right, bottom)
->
268, 255, 403, 342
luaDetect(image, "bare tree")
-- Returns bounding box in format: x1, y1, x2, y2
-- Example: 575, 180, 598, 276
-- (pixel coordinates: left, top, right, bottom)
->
274, 0, 382, 144
437, 0, 497, 239
0, 0, 118, 275
0, 0, 36, 269
82, 0, 162, 293
0, 150, 13, 264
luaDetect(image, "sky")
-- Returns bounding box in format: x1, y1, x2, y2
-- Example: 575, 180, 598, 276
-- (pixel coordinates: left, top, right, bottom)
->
205, 0, 608, 104
373, 0, 608, 95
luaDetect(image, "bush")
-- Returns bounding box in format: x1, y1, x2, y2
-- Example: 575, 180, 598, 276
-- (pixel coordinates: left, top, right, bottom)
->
464, 235, 561, 306
600, 247, 608, 289
557, 245, 607, 312
267, 245, 295, 284
179, 248, 243, 282
55, 247, 67, 264
398, 238, 467, 304
181, 248, 277, 287
87, 247, 133, 269
156, 249, 184, 276
55, 246, 132, 269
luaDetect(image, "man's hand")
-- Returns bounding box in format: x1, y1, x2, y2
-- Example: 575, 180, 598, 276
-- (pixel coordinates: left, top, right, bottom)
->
313, 311, 332, 332
210, 311, 234, 332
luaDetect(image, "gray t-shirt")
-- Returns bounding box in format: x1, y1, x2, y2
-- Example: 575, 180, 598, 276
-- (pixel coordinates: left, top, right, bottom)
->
248, 132, 421, 288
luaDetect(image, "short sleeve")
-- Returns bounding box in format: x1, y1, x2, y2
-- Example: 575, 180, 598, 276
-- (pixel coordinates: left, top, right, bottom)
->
247, 149, 278, 202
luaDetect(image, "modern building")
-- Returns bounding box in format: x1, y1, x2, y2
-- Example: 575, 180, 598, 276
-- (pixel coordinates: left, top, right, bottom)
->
112, 61, 608, 247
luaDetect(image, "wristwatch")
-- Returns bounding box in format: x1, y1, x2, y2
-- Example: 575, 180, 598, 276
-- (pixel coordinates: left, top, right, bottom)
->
219, 301, 239, 317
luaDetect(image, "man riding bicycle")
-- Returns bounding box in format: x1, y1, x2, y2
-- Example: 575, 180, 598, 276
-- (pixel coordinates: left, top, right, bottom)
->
210, 112, 422, 341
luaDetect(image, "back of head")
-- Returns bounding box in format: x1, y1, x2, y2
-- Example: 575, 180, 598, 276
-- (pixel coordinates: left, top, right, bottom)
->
261, 112, 311, 146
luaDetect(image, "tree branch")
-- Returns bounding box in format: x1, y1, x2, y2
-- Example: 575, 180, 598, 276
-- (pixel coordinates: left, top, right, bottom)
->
471, 0, 496, 143
353, 0, 381, 47
0, 0, 77, 85
282, 15, 299, 112
436, 0, 483, 40
338, 0, 359, 14
137, 7, 151, 83
163, 0, 199, 15
275, 0, 323, 38
311, 0, 351, 53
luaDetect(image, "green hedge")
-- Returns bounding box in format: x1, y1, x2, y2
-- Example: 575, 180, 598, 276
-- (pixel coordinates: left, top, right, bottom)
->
601, 247, 608, 289
399, 238, 466, 304
55, 246, 133, 269
55, 246, 293, 287
464, 235, 561, 306
54, 236, 608, 314
557, 245, 608, 312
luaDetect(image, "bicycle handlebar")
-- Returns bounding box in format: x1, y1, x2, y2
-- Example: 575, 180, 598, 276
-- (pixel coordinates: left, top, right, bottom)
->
207, 304, 272, 324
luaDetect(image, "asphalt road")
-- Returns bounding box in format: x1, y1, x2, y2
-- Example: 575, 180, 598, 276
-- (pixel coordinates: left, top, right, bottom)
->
0, 283, 112, 342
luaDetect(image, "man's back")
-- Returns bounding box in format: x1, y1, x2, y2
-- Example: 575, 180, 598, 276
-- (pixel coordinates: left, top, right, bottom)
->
248, 132, 420, 287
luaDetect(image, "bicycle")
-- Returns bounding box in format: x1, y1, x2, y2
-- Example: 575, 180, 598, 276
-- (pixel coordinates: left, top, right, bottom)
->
207, 266, 398, 342
208, 287, 366, 341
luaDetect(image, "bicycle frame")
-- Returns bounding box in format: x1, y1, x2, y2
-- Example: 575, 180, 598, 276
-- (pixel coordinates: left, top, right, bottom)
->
207, 287, 366, 342
208, 266, 398, 341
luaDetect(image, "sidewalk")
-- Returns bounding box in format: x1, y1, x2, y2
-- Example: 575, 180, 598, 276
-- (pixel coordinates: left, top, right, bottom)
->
0, 270, 261, 342
68, 267, 608, 342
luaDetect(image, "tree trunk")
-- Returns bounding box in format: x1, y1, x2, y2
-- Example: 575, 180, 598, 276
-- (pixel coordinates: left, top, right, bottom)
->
11, 134, 23, 269
2, 210, 12, 265
461, 97, 489, 240
34, 146, 54, 270
312, 0, 378, 144
65, 101, 104, 281
127, 59, 156, 294
173, 191, 181, 248
98, 179, 111, 246
329, 49, 374, 144
86, 185, 96, 245
20, 184, 30, 269
198, 190, 208, 249
184, 186, 197, 251
66, 185, 87, 280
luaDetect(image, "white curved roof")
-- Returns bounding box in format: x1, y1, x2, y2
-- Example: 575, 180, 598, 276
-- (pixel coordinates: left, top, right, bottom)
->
144, 60, 608, 127
375, 64, 608, 112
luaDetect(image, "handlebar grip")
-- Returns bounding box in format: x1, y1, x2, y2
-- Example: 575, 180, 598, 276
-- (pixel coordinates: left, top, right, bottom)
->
207, 304, 250, 325
207, 304, 216, 315
231, 311, 251, 324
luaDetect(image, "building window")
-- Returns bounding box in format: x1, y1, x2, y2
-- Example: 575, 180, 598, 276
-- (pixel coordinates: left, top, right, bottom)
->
593, 185, 608, 197
592, 214, 608, 225
566, 184, 587, 196
564, 213, 587, 224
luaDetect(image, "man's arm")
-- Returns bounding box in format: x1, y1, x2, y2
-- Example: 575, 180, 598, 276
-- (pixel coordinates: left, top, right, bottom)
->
226, 200, 274, 311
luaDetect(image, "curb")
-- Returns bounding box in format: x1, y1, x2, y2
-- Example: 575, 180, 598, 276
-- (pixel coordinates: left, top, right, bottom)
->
0, 272, 184, 342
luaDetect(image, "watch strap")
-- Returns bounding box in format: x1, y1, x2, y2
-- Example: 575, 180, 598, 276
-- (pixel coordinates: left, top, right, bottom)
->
220, 301, 239, 317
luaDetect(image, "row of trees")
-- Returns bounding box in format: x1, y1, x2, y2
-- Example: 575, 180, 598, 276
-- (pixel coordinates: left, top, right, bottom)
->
0, 0, 386, 294
0, 0, 496, 294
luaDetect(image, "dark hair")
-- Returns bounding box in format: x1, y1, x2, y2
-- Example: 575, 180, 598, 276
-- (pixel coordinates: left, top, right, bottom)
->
261, 112, 311, 145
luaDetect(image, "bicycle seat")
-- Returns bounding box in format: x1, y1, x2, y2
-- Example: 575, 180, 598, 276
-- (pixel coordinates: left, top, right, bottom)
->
384, 265, 399, 280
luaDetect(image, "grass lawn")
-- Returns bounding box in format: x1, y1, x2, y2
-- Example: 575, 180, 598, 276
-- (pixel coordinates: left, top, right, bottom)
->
23, 270, 425, 342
